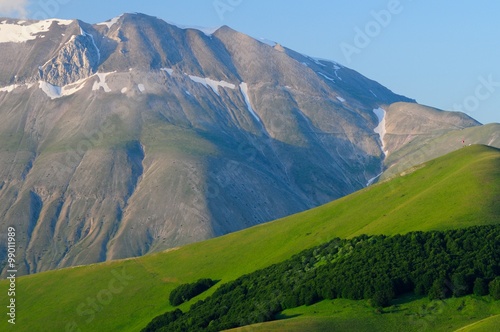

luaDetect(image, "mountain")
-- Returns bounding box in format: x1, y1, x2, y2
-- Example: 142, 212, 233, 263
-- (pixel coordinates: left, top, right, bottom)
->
377, 102, 499, 178
0, 13, 496, 275
0, 145, 498, 332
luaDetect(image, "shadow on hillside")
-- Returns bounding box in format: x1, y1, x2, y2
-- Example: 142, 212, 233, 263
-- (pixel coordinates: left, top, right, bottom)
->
274, 313, 302, 320
391, 292, 426, 305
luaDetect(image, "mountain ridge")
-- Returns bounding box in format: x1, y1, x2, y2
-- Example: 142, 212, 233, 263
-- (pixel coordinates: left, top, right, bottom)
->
0, 13, 496, 275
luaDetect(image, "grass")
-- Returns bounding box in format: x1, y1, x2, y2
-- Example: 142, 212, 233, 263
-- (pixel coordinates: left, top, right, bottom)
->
0, 145, 498, 331
225, 295, 500, 332
454, 314, 500, 332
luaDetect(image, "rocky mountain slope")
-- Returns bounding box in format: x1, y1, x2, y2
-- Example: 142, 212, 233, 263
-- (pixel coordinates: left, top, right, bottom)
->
0, 13, 495, 275
380, 103, 499, 179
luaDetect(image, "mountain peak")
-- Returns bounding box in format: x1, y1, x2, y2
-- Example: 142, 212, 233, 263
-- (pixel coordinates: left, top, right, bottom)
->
97, 12, 222, 36
0, 12, 495, 277
95, 14, 124, 29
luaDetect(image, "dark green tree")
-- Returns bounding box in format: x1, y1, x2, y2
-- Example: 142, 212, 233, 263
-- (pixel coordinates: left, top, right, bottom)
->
428, 278, 451, 300
451, 273, 469, 297
142, 225, 500, 332
169, 279, 217, 306
489, 277, 500, 300
369, 289, 393, 308
473, 278, 488, 296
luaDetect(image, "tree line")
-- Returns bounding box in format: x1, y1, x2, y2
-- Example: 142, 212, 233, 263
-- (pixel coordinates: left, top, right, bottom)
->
142, 224, 500, 332
169, 278, 217, 306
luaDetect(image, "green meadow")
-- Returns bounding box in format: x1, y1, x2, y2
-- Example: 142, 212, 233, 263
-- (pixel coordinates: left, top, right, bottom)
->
0, 145, 498, 331
227, 295, 500, 332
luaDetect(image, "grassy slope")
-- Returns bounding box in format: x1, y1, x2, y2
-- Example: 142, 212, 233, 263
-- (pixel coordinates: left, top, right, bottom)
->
226, 296, 500, 332
454, 314, 500, 332
0, 145, 498, 332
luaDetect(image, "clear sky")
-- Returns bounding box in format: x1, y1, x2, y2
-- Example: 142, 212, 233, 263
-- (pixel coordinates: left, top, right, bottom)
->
1, 0, 499, 124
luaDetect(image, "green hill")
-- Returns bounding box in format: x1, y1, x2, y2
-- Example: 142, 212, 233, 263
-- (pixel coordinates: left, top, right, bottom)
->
226, 296, 500, 332
0, 145, 498, 332
454, 314, 500, 332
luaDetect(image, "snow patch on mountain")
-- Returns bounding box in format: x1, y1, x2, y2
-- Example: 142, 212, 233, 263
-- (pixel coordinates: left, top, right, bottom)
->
80, 28, 101, 63
161, 68, 174, 75
311, 56, 344, 68
318, 72, 335, 83
39, 81, 62, 99
92, 72, 112, 92
39, 77, 88, 99
0, 19, 73, 43
366, 172, 383, 187
307, 56, 326, 67
304, 55, 343, 81
373, 107, 388, 156
63, 79, 88, 96
240, 83, 261, 123
166, 20, 220, 36
334, 69, 342, 81
96, 15, 123, 29
188, 75, 236, 96
259, 38, 277, 47
39, 71, 115, 99
0, 84, 21, 92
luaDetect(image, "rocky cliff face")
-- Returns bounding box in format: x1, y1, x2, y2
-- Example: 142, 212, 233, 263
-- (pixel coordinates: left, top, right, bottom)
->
0, 14, 493, 275
40, 29, 101, 86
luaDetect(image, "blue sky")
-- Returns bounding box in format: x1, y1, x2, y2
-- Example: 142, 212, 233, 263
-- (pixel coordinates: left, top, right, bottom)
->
2, 0, 499, 124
